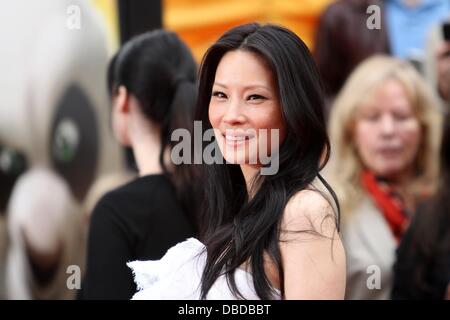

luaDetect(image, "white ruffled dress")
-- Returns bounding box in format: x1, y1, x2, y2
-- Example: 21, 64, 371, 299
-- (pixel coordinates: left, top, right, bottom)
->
127, 238, 280, 300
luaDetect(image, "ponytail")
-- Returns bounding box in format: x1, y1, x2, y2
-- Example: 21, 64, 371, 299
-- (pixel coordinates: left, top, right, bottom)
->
107, 30, 200, 231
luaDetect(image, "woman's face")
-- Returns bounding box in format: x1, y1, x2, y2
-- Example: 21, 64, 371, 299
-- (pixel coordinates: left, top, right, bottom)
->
353, 79, 422, 180
208, 50, 286, 166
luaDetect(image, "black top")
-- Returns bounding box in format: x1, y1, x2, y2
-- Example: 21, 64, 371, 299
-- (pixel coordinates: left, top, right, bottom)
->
80, 174, 195, 299
392, 203, 450, 299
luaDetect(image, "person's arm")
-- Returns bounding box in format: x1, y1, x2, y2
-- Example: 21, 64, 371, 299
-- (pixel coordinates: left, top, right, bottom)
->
82, 195, 136, 299
280, 190, 346, 299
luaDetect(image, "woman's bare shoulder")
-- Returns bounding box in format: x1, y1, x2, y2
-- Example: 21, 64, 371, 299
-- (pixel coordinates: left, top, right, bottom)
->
282, 188, 338, 238
285, 188, 335, 219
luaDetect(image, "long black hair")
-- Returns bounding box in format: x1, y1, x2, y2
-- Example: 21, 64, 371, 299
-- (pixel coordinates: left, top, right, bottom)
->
107, 30, 199, 228
195, 23, 340, 299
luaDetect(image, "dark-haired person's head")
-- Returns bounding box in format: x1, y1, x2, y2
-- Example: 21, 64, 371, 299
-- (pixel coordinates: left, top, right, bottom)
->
197, 22, 330, 183
195, 23, 338, 299
106, 29, 198, 225
107, 29, 197, 149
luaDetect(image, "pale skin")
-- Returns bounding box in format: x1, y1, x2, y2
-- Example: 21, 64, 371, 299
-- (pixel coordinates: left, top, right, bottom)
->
353, 78, 422, 211
209, 50, 346, 299
112, 86, 170, 176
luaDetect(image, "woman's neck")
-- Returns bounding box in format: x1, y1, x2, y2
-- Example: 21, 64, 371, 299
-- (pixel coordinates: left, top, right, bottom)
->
131, 140, 163, 177
380, 168, 417, 211
129, 120, 164, 177
388, 167, 415, 188
393, 185, 416, 214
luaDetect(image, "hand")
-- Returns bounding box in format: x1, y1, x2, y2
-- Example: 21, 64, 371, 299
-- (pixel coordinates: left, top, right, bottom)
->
436, 42, 450, 102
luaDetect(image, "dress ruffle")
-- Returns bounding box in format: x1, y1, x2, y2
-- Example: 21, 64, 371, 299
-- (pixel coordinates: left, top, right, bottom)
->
127, 238, 280, 300
127, 238, 205, 299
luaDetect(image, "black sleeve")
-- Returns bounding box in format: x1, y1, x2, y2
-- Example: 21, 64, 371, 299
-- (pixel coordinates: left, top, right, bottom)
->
81, 195, 137, 299
391, 206, 428, 300
391, 222, 418, 299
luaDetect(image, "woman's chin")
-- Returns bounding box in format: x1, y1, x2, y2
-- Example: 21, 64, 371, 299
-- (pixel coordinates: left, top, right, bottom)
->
223, 156, 247, 165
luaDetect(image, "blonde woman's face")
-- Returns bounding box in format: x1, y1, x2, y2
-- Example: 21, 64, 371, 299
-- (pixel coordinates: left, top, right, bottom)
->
353, 79, 421, 179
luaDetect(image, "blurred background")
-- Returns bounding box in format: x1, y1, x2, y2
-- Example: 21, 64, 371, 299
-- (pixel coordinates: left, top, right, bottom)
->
0, 0, 333, 299
0, 0, 448, 300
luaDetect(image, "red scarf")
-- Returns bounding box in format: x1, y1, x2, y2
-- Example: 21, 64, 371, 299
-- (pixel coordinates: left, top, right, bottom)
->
361, 170, 410, 242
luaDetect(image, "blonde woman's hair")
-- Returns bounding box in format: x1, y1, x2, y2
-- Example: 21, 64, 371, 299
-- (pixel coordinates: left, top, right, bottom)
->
328, 55, 442, 217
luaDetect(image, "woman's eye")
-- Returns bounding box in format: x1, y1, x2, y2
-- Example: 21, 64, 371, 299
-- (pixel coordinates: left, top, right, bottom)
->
212, 91, 227, 99
394, 113, 412, 121
247, 94, 266, 101
362, 113, 379, 121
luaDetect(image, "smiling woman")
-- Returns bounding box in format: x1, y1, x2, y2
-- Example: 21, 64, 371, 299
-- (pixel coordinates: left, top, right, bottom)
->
197, 23, 345, 300
209, 50, 286, 180
128, 22, 346, 300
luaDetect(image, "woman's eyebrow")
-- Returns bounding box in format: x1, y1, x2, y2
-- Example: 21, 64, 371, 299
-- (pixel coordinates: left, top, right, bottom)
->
213, 82, 227, 88
213, 82, 271, 91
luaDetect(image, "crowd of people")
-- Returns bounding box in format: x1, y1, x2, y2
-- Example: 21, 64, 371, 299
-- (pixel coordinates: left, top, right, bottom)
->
2, 0, 449, 300
79, 0, 450, 300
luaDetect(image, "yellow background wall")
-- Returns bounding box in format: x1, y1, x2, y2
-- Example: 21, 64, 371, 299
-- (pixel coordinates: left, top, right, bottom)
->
163, 0, 334, 61
92, 0, 120, 52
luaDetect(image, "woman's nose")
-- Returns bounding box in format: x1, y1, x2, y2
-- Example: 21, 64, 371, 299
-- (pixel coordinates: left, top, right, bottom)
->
379, 114, 395, 136
222, 99, 246, 125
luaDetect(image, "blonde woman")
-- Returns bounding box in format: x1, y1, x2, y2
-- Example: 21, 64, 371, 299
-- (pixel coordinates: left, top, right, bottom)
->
327, 55, 442, 299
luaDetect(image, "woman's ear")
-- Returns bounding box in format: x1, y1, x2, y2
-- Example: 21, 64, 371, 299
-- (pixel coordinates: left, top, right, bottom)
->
116, 85, 129, 113
112, 85, 131, 146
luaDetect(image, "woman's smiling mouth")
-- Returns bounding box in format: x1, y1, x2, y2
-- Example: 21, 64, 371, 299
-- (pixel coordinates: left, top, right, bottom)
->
222, 131, 255, 147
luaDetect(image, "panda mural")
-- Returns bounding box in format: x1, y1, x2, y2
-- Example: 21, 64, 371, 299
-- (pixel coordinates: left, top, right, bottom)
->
0, 0, 125, 299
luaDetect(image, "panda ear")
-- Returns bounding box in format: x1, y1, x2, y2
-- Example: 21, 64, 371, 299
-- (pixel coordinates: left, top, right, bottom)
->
116, 85, 130, 114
